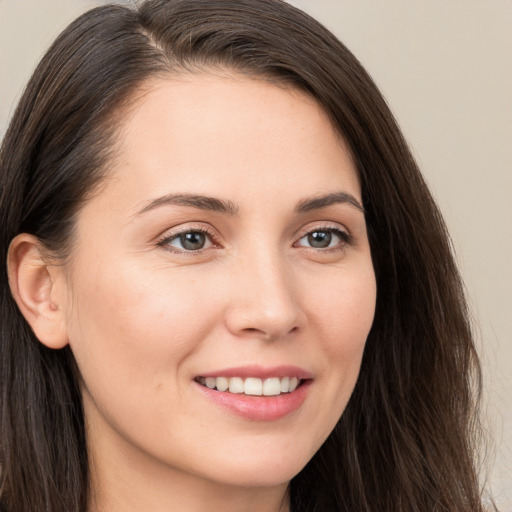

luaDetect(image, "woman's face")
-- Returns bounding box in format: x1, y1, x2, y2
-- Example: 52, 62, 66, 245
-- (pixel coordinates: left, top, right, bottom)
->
59, 74, 376, 490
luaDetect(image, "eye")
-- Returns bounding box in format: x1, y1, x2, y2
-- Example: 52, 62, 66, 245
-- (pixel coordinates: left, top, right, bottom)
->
296, 227, 351, 250
158, 228, 215, 252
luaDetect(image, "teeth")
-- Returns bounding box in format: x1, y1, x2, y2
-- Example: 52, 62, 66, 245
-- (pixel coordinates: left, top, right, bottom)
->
244, 377, 263, 395
263, 377, 281, 396
289, 377, 299, 392
198, 376, 303, 395
216, 377, 229, 392
228, 377, 244, 394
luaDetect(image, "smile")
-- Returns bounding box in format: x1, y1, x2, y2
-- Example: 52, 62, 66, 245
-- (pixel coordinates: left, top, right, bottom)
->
195, 376, 301, 396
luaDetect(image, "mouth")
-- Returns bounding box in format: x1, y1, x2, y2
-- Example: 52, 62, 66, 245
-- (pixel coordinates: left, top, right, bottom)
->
194, 365, 312, 420
194, 376, 303, 396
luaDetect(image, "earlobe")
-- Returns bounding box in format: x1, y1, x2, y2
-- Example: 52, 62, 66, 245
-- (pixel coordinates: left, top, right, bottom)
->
7, 234, 69, 349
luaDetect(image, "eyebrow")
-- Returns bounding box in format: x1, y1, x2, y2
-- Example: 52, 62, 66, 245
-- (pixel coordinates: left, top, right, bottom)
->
295, 192, 365, 214
137, 193, 239, 216
135, 190, 364, 217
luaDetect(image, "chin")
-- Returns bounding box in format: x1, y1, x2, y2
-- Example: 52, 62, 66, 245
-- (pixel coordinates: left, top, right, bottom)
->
195, 445, 315, 489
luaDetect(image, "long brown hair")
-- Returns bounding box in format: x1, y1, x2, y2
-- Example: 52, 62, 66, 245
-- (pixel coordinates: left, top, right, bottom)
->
0, 1, 486, 510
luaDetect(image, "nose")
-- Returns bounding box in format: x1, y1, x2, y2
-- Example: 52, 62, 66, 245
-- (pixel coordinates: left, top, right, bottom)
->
224, 252, 307, 341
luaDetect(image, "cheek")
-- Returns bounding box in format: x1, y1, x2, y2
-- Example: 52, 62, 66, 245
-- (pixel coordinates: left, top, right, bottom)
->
309, 261, 376, 354
306, 262, 375, 426
64, 258, 218, 394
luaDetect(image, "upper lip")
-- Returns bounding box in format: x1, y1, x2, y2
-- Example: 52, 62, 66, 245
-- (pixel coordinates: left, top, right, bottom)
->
197, 365, 313, 380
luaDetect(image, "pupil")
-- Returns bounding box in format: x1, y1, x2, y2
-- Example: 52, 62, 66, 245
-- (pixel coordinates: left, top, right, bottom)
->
181, 232, 206, 250
308, 231, 331, 248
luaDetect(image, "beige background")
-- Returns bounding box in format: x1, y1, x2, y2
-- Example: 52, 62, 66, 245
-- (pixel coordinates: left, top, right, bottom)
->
1, 0, 510, 507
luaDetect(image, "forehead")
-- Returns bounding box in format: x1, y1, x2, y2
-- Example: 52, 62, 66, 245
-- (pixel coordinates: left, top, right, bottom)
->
90, 73, 360, 217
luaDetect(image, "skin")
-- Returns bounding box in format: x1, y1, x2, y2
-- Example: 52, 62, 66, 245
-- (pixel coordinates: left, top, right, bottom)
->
10, 73, 376, 512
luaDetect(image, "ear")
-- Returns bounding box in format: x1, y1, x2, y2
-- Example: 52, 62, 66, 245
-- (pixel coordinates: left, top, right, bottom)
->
7, 234, 69, 349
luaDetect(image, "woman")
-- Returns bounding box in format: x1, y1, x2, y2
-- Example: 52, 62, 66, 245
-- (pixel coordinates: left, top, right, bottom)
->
0, 0, 488, 510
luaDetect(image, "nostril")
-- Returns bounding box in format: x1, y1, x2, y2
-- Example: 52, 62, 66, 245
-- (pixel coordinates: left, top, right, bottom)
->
242, 327, 275, 340
240, 325, 300, 342
224, 297, 306, 341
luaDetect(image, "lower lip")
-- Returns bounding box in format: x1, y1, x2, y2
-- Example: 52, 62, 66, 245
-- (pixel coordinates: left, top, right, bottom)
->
196, 380, 311, 421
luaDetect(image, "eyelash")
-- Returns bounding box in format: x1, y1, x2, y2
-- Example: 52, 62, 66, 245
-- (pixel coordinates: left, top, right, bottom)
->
156, 224, 353, 255
156, 226, 219, 255
294, 225, 353, 253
